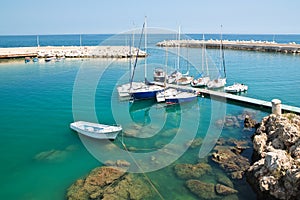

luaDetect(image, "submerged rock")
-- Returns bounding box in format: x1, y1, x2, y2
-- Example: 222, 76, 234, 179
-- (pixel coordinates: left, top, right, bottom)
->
34, 145, 77, 162
186, 180, 238, 199
67, 166, 154, 200
244, 114, 257, 129
174, 162, 212, 179
211, 140, 250, 179
215, 171, 234, 188
185, 138, 203, 148
186, 180, 217, 199
215, 183, 238, 195
216, 115, 240, 128
104, 160, 130, 168
248, 113, 300, 200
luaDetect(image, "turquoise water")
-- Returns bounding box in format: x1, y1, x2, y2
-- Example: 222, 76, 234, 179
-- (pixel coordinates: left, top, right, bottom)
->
0, 34, 300, 199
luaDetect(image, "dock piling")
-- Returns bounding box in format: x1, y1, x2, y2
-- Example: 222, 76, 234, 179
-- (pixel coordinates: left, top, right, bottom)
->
272, 99, 282, 116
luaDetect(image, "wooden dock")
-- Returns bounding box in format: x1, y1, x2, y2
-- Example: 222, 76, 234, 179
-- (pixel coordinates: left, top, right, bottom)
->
155, 82, 300, 114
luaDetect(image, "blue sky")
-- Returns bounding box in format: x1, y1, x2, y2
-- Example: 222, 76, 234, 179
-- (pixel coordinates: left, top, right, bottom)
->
1, 0, 299, 35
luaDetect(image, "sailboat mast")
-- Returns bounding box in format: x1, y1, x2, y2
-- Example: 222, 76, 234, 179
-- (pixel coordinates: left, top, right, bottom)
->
220, 25, 226, 78
79, 34, 82, 47
177, 26, 181, 72
37, 35, 40, 47
144, 16, 147, 83
129, 20, 145, 89
164, 47, 168, 88
202, 34, 205, 73
129, 34, 132, 82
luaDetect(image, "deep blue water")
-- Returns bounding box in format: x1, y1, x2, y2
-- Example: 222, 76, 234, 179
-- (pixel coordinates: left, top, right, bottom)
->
1, 33, 299, 48
0, 34, 299, 199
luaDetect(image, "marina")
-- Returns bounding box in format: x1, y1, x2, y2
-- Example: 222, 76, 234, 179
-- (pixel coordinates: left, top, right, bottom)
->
1, 33, 300, 200
151, 82, 300, 114
157, 39, 300, 54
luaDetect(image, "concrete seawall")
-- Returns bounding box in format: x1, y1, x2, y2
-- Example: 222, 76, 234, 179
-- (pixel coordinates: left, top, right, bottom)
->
157, 40, 300, 54
0, 46, 146, 59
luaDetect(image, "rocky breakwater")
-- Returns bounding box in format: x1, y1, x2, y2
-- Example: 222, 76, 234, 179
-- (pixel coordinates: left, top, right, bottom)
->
67, 166, 155, 200
247, 113, 300, 200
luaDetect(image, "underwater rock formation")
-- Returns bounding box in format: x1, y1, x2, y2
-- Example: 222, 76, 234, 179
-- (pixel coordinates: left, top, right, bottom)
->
67, 166, 154, 200
211, 139, 250, 179
174, 162, 212, 179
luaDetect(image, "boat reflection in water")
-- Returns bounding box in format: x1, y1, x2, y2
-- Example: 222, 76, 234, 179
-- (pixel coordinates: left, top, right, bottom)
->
129, 99, 156, 126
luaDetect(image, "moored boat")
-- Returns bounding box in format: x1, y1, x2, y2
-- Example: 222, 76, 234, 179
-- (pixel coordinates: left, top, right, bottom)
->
167, 70, 182, 84
32, 57, 39, 62
165, 90, 197, 105
25, 57, 31, 63
156, 88, 177, 102
117, 82, 146, 98
177, 76, 193, 85
191, 75, 210, 87
70, 121, 122, 140
207, 27, 227, 89
153, 68, 166, 82
207, 77, 227, 89
130, 85, 163, 100
191, 34, 210, 87
224, 83, 248, 93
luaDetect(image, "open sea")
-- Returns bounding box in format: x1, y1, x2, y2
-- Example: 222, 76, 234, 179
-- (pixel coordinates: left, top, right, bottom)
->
0, 33, 300, 199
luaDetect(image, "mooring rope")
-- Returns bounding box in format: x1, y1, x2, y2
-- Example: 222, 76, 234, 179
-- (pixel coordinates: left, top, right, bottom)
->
116, 137, 165, 200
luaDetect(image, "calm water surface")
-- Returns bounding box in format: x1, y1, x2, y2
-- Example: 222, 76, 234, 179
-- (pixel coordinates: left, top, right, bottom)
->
0, 34, 300, 199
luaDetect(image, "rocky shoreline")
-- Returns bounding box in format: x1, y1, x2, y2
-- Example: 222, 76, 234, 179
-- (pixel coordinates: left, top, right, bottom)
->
66, 112, 300, 200
247, 113, 300, 200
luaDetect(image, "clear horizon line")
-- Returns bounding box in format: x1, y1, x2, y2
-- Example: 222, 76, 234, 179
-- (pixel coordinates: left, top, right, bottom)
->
0, 32, 300, 36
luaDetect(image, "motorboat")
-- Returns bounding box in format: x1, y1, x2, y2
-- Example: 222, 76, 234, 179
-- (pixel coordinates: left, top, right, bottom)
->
224, 83, 248, 93
156, 88, 177, 102
165, 90, 197, 105
70, 121, 122, 140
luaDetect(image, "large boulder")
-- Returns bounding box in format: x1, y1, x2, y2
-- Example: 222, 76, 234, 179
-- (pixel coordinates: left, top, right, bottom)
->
248, 113, 300, 200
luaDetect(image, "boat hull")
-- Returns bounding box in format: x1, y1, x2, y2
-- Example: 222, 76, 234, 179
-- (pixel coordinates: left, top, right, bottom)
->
207, 78, 226, 89
165, 95, 197, 105
131, 90, 162, 100
70, 121, 122, 140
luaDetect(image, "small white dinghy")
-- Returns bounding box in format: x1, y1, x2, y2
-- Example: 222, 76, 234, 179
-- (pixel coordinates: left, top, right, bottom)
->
70, 121, 122, 139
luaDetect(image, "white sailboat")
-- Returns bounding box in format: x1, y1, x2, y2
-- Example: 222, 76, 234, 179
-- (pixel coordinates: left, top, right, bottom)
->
167, 26, 183, 84
162, 37, 197, 105
130, 17, 164, 100
174, 26, 193, 85
156, 47, 178, 103
117, 26, 146, 98
191, 34, 210, 87
207, 26, 227, 89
